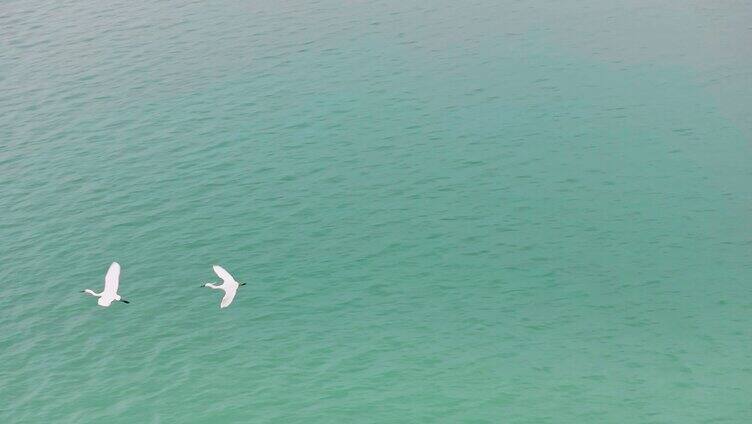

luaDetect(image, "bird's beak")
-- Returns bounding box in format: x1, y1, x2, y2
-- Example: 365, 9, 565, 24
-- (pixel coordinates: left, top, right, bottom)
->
80, 290, 85, 293
122, 300, 130, 304
240, 283, 246, 286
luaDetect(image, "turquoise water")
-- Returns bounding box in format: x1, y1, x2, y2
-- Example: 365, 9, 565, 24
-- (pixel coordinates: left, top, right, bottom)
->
2, 0, 751, 422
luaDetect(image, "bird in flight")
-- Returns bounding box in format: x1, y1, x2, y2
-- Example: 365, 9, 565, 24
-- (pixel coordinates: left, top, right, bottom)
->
82, 262, 130, 307
202, 265, 245, 308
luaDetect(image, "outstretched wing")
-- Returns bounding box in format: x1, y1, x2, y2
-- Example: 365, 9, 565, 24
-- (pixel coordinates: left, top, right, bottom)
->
213, 265, 236, 284
220, 286, 238, 308
103, 262, 121, 295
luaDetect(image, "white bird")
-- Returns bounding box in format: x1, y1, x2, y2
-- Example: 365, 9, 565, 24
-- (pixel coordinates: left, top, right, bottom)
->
202, 265, 245, 308
82, 262, 130, 307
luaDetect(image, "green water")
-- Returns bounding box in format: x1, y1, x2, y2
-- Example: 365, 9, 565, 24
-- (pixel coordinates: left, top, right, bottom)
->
1, 0, 751, 422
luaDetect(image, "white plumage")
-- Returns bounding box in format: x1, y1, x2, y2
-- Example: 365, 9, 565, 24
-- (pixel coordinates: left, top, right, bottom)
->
203, 265, 244, 308
82, 262, 129, 307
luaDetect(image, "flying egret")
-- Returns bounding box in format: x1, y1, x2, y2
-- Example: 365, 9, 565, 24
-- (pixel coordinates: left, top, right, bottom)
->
82, 262, 130, 307
202, 265, 245, 308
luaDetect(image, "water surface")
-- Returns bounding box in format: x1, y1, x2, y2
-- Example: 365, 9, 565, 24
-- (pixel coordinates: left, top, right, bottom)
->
1, 0, 751, 422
